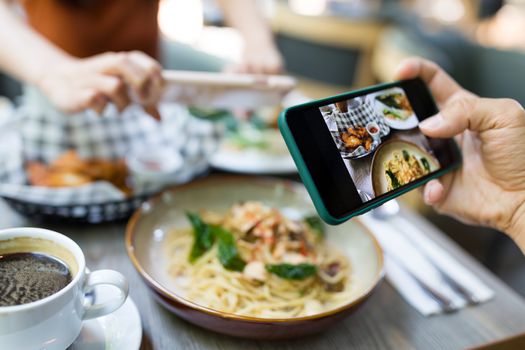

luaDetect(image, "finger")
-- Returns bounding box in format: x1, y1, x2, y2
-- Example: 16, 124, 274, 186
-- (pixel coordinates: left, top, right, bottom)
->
141, 68, 164, 106
423, 179, 444, 205
78, 75, 130, 112
144, 105, 161, 121
96, 76, 130, 112
394, 57, 463, 104
128, 51, 161, 76
127, 51, 162, 100
110, 55, 151, 99
90, 95, 108, 115
87, 52, 155, 101
419, 97, 523, 138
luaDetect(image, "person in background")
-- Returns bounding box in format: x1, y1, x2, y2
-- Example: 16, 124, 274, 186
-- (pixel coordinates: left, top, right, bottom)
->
396, 57, 525, 254
0, 0, 283, 116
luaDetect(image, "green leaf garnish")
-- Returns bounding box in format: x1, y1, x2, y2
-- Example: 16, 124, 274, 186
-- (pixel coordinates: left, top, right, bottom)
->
386, 170, 401, 189
229, 134, 268, 149
402, 149, 410, 162
383, 108, 404, 120
187, 212, 215, 263
266, 263, 317, 280
421, 157, 431, 172
188, 107, 231, 121
304, 216, 325, 238
212, 226, 246, 272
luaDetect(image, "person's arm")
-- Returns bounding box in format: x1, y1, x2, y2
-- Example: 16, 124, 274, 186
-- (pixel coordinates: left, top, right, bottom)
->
217, 0, 283, 74
0, 1, 163, 117
0, 0, 71, 87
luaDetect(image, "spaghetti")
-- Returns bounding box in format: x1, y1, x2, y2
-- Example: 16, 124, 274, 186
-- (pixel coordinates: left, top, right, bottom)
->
166, 201, 353, 318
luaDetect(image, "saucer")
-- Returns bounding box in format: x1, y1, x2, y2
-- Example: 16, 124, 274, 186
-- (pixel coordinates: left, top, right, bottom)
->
70, 287, 142, 350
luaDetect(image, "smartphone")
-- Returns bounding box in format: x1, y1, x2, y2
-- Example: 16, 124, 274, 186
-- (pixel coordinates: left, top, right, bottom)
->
279, 78, 461, 224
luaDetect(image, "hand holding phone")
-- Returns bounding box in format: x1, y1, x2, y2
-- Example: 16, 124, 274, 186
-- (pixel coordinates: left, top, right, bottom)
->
395, 59, 525, 251
279, 78, 461, 224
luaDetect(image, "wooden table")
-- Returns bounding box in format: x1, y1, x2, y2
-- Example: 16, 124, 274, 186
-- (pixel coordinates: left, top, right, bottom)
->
2, 199, 525, 350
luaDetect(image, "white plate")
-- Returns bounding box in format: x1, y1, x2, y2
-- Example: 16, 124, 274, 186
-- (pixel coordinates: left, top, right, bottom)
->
368, 88, 419, 130
70, 288, 142, 350
210, 127, 297, 174
210, 148, 297, 174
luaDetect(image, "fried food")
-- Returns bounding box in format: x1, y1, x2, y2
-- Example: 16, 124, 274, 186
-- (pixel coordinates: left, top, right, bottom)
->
27, 161, 92, 187
26, 150, 131, 195
364, 138, 372, 151
341, 134, 361, 149
46, 172, 92, 187
340, 127, 373, 152
51, 150, 88, 173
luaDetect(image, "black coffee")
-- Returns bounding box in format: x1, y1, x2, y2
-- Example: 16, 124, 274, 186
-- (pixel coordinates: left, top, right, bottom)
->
0, 252, 72, 307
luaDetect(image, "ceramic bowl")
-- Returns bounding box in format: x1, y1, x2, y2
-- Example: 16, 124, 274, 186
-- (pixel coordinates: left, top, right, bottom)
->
126, 176, 383, 339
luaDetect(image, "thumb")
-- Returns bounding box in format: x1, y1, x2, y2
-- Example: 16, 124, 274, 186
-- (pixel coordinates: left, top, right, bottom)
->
419, 97, 512, 138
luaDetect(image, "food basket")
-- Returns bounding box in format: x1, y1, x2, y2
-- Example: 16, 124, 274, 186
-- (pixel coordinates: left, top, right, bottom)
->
329, 98, 390, 159
2, 195, 149, 223
0, 99, 222, 223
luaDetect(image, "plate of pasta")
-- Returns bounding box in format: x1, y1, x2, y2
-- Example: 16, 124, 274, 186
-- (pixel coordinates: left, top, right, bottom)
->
371, 139, 440, 197
126, 176, 383, 339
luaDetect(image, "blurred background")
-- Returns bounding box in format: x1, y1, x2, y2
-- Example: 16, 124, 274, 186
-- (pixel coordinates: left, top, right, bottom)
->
1, 0, 524, 294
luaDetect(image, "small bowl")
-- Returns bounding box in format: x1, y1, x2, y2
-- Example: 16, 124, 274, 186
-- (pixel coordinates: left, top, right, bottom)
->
366, 121, 381, 141
126, 146, 183, 187
125, 176, 383, 339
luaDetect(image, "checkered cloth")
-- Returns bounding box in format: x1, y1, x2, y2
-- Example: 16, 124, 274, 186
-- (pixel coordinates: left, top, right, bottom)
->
0, 90, 222, 207
329, 98, 390, 158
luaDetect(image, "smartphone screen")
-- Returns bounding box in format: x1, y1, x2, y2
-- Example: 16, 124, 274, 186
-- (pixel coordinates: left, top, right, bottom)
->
283, 78, 461, 221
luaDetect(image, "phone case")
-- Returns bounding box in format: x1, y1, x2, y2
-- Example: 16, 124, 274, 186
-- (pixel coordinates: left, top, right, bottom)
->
278, 81, 462, 225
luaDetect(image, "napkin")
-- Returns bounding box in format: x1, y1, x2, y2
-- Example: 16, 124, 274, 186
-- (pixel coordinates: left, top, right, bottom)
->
360, 213, 494, 316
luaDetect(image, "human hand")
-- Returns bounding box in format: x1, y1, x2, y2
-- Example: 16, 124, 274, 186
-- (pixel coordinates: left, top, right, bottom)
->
227, 42, 283, 75
396, 57, 525, 246
37, 51, 164, 119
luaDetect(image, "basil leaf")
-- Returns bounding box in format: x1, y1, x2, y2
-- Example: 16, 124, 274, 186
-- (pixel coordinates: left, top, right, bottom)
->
376, 93, 402, 109
386, 170, 401, 189
212, 226, 246, 272
187, 212, 214, 263
421, 157, 431, 172
304, 216, 325, 237
383, 108, 404, 120
188, 107, 231, 121
402, 149, 410, 162
266, 263, 317, 280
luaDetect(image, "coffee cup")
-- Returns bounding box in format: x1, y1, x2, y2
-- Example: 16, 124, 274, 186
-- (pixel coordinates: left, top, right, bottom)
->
0, 227, 129, 350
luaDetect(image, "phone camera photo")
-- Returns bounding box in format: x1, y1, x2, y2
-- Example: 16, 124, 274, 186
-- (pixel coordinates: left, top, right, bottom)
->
319, 87, 441, 202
